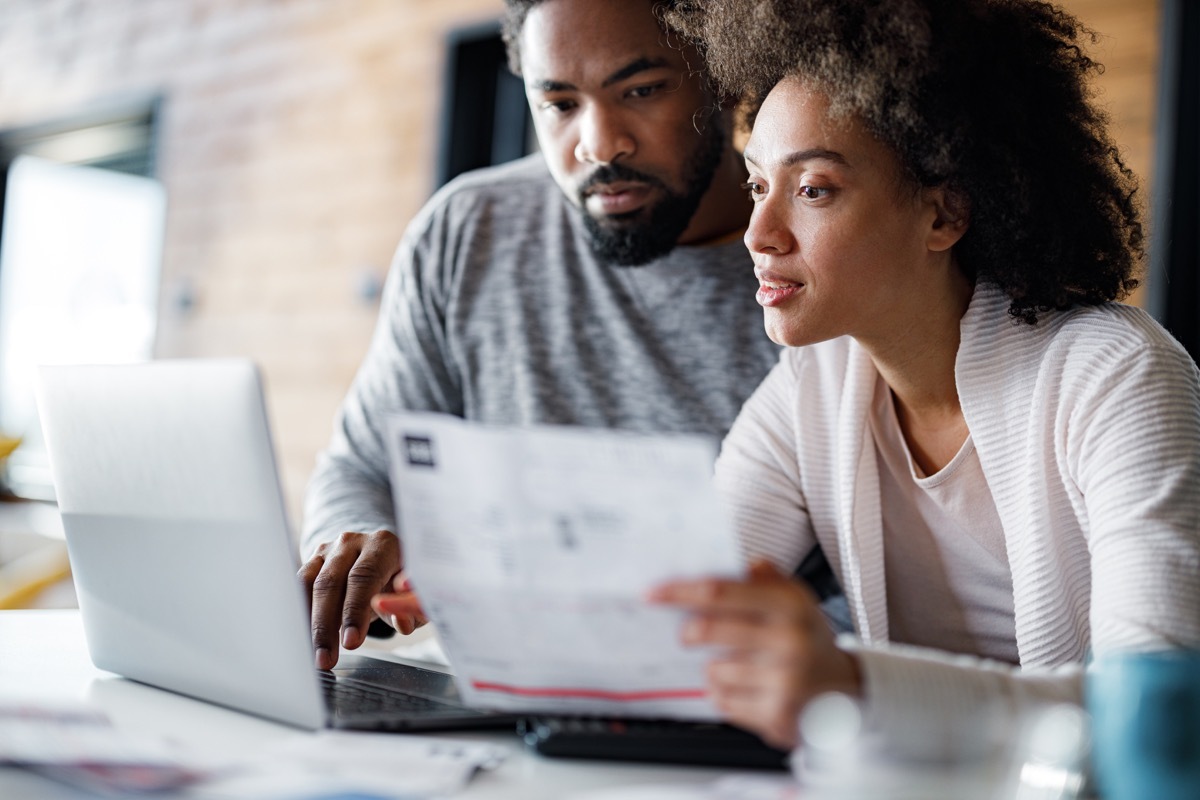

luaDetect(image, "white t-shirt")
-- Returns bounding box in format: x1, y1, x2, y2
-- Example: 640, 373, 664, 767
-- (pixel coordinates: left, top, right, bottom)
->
869, 377, 1018, 664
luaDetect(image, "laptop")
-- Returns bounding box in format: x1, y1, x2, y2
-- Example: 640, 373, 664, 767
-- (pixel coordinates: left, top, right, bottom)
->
35, 359, 515, 732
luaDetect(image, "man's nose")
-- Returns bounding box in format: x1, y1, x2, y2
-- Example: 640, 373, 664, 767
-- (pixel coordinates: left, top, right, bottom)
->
574, 104, 635, 165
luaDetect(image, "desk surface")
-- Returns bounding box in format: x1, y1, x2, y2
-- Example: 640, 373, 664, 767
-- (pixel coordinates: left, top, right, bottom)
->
0, 610, 779, 799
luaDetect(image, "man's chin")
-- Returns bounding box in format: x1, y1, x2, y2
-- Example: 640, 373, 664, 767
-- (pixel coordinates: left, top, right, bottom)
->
583, 219, 677, 266
588, 208, 648, 227
578, 187, 703, 266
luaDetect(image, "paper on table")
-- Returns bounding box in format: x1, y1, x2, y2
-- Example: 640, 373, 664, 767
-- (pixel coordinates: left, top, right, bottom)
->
0, 701, 204, 793
386, 413, 745, 720
190, 731, 505, 799
567, 776, 803, 800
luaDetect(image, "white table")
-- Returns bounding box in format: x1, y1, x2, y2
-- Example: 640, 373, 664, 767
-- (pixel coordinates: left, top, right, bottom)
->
0, 610, 780, 799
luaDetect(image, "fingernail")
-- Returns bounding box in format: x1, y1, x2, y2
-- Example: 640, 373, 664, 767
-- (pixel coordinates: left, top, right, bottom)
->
342, 626, 358, 648
682, 618, 703, 643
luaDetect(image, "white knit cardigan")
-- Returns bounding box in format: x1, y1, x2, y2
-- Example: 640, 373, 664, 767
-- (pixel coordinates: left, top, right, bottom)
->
715, 283, 1200, 757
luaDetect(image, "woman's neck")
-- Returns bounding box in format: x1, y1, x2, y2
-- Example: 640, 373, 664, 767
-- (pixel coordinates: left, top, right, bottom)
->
859, 269, 974, 475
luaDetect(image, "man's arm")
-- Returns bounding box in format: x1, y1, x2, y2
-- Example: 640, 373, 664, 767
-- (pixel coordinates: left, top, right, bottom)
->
299, 196, 465, 669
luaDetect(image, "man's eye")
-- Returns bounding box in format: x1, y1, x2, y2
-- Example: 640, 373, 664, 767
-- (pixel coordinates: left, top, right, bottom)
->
541, 99, 576, 114
627, 83, 663, 99
799, 185, 830, 200
740, 181, 766, 200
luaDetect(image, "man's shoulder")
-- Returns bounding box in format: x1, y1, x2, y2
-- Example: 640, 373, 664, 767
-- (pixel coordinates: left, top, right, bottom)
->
433, 154, 559, 208
401, 154, 569, 247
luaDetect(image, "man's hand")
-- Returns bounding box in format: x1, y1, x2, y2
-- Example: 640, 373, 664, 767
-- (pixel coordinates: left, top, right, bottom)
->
298, 530, 402, 670
648, 559, 862, 749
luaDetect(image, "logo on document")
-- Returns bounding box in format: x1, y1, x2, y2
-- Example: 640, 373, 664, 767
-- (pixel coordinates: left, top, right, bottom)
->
403, 434, 437, 468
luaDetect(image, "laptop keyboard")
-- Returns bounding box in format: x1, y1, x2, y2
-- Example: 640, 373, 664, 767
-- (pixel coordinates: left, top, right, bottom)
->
518, 716, 790, 769
318, 671, 466, 716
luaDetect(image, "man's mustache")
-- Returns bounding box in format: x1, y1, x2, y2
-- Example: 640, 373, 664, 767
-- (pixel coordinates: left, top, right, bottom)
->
578, 164, 668, 198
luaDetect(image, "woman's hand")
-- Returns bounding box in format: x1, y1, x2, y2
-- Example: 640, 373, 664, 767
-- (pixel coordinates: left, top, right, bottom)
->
370, 573, 429, 635
649, 559, 862, 749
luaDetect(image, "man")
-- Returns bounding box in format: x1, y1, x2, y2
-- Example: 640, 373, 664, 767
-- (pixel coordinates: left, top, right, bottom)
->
300, 0, 820, 671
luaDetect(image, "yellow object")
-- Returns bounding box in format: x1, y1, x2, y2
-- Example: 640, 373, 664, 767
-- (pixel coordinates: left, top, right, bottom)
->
0, 540, 71, 609
0, 436, 20, 460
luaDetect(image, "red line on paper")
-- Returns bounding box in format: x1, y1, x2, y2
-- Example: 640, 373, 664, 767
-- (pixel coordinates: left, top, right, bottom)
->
470, 681, 707, 702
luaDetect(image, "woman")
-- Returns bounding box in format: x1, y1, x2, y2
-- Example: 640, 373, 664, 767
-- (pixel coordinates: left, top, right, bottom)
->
650, 0, 1200, 756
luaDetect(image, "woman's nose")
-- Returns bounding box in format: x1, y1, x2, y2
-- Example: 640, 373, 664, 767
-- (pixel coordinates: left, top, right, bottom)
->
744, 196, 793, 255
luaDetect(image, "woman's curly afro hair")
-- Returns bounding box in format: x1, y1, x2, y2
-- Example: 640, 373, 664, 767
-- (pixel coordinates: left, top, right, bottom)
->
664, 0, 1143, 322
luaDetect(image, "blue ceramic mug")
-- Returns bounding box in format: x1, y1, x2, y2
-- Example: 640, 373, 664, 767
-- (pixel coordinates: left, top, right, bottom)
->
1087, 650, 1200, 800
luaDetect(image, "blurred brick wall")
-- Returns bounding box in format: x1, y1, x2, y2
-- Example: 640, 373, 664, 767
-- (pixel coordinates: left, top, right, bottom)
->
0, 0, 501, 529
0, 0, 1159, 531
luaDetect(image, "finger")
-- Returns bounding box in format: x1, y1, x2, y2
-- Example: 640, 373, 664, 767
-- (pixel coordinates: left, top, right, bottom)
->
648, 558, 790, 606
297, 551, 326, 612
372, 592, 428, 635
373, 591, 425, 617
310, 534, 364, 669
709, 655, 804, 695
340, 533, 401, 650
746, 558, 787, 581
682, 611, 810, 659
709, 682, 802, 750
654, 576, 818, 623
705, 656, 805, 749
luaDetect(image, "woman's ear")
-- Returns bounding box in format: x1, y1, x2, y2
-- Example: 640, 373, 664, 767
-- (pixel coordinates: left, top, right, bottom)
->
924, 186, 970, 252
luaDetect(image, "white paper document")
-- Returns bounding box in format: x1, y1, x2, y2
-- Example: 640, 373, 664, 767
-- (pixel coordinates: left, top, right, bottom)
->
386, 413, 745, 720
191, 731, 505, 799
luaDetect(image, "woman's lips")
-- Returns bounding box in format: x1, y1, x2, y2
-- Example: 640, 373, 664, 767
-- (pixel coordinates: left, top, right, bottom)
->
585, 183, 652, 216
755, 275, 804, 307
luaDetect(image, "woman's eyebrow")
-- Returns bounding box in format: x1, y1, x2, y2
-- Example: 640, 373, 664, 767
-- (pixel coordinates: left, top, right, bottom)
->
743, 147, 850, 169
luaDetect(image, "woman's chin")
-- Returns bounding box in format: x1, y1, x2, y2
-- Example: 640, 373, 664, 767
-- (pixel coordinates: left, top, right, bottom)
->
765, 317, 813, 348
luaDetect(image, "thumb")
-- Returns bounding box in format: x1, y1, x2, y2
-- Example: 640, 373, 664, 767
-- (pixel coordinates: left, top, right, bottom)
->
747, 558, 787, 583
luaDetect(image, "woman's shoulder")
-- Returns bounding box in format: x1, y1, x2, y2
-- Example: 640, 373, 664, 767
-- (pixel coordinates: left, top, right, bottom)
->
962, 283, 1192, 370
1056, 300, 1180, 347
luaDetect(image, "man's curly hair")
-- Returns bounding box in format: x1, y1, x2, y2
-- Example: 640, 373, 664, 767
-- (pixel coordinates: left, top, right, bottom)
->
665, 0, 1143, 322
499, 0, 538, 75
501, 1, 682, 76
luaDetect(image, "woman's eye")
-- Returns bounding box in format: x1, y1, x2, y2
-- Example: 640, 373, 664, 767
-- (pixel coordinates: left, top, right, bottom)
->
799, 185, 830, 200
740, 181, 766, 200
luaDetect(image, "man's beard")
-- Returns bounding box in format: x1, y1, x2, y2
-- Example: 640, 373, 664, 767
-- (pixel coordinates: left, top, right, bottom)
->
577, 117, 726, 267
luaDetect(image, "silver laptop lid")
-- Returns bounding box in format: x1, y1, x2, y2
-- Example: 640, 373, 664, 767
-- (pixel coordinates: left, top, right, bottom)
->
36, 360, 326, 729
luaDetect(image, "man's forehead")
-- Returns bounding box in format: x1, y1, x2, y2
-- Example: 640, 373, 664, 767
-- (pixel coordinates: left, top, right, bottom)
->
519, 0, 684, 86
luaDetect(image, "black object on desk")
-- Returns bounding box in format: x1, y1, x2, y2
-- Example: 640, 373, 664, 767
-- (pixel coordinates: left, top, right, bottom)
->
518, 716, 791, 770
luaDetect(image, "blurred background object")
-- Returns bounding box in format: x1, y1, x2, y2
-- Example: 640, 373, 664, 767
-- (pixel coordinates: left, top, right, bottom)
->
0, 435, 19, 461
1147, 0, 1200, 363
0, 155, 165, 500
1088, 650, 1200, 800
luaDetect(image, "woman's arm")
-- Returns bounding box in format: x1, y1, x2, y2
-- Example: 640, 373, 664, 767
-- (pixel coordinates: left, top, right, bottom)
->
652, 560, 1081, 757
714, 354, 819, 571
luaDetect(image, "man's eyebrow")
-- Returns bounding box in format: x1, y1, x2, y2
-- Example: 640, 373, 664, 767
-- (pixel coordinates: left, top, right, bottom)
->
602, 56, 671, 88
527, 57, 672, 94
743, 147, 850, 169
529, 79, 575, 93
